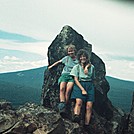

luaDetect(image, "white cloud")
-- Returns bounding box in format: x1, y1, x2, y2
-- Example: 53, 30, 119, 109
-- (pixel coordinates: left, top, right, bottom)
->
0, 39, 50, 57
0, 55, 48, 73
0, 0, 134, 81
4, 56, 19, 61
0, 39, 49, 73
105, 60, 134, 81
106, 65, 112, 70
129, 62, 134, 69
0, 59, 47, 73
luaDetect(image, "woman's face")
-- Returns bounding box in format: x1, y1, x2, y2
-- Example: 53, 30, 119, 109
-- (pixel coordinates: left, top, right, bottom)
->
67, 48, 75, 57
80, 55, 87, 64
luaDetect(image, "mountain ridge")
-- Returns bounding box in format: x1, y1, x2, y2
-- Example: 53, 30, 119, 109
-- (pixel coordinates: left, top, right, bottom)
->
0, 67, 133, 112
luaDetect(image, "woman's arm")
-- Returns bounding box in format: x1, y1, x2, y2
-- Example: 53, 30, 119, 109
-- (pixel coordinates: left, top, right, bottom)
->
48, 60, 62, 70
74, 76, 87, 95
84, 63, 91, 74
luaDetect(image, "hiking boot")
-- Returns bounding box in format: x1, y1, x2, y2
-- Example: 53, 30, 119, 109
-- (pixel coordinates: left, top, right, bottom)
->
72, 114, 80, 123
58, 102, 65, 111
58, 102, 68, 118
84, 124, 90, 132
60, 108, 68, 118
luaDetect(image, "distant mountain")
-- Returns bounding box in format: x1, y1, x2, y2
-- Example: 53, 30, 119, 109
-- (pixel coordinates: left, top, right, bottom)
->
0, 66, 46, 88
106, 76, 134, 113
0, 80, 39, 106
0, 67, 134, 112
0, 66, 47, 107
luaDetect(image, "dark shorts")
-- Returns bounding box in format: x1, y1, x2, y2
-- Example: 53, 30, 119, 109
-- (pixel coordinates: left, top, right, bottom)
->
71, 81, 95, 102
58, 74, 74, 84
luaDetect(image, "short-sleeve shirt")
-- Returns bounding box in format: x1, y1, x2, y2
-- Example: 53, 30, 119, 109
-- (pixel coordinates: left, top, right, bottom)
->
70, 64, 95, 81
61, 56, 78, 74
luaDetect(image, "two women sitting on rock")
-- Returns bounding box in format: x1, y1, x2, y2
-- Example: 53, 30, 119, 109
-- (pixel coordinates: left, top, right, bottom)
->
48, 45, 95, 129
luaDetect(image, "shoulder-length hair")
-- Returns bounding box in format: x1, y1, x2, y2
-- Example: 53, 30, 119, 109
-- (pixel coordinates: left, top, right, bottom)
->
77, 49, 90, 65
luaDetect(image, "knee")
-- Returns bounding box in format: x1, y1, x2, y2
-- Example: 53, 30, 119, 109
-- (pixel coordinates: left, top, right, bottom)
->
86, 104, 92, 112
86, 106, 92, 113
76, 102, 82, 108
60, 87, 65, 92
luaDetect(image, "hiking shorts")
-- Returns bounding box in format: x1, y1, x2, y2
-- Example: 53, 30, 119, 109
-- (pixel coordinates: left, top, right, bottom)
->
71, 81, 95, 102
58, 74, 74, 84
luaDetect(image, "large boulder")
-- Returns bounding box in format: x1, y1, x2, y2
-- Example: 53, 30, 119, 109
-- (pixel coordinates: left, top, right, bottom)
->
0, 100, 17, 133
41, 25, 126, 133
0, 101, 79, 134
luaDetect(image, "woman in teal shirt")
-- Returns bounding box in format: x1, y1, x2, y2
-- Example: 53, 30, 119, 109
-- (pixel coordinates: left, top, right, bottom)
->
48, 44, 78, 112
70, 49, 95, 130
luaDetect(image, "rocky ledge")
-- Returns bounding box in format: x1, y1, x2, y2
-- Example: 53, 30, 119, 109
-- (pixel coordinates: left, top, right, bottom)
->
0, 100, 80, 134
0, 96, 134, 134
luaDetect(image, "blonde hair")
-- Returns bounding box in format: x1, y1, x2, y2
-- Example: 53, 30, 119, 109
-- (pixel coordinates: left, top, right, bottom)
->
65, 44, 76, 52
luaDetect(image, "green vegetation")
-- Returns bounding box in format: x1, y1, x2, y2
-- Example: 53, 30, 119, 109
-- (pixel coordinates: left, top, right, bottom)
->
106, 76, 134, 113
0, 67, 133, 113
0, 80, 40, 107
0, 67, 47, 107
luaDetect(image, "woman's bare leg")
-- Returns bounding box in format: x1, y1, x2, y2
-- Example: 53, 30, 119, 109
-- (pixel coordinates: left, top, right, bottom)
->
65, 82, 74, 103
74, 99, 83, 115
85, 101, 93, 125
59, 82, 67, 102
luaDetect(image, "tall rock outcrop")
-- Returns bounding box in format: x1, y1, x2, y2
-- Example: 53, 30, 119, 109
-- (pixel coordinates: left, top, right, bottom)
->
41, 25, 126, 133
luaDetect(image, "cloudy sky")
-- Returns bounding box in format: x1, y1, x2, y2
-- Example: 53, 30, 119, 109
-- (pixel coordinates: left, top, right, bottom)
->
0, 0, 134, 81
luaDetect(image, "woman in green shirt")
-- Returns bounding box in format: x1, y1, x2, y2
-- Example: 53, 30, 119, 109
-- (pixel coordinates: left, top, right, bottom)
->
70, 49, 95, 130
48, 44, 78, 114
